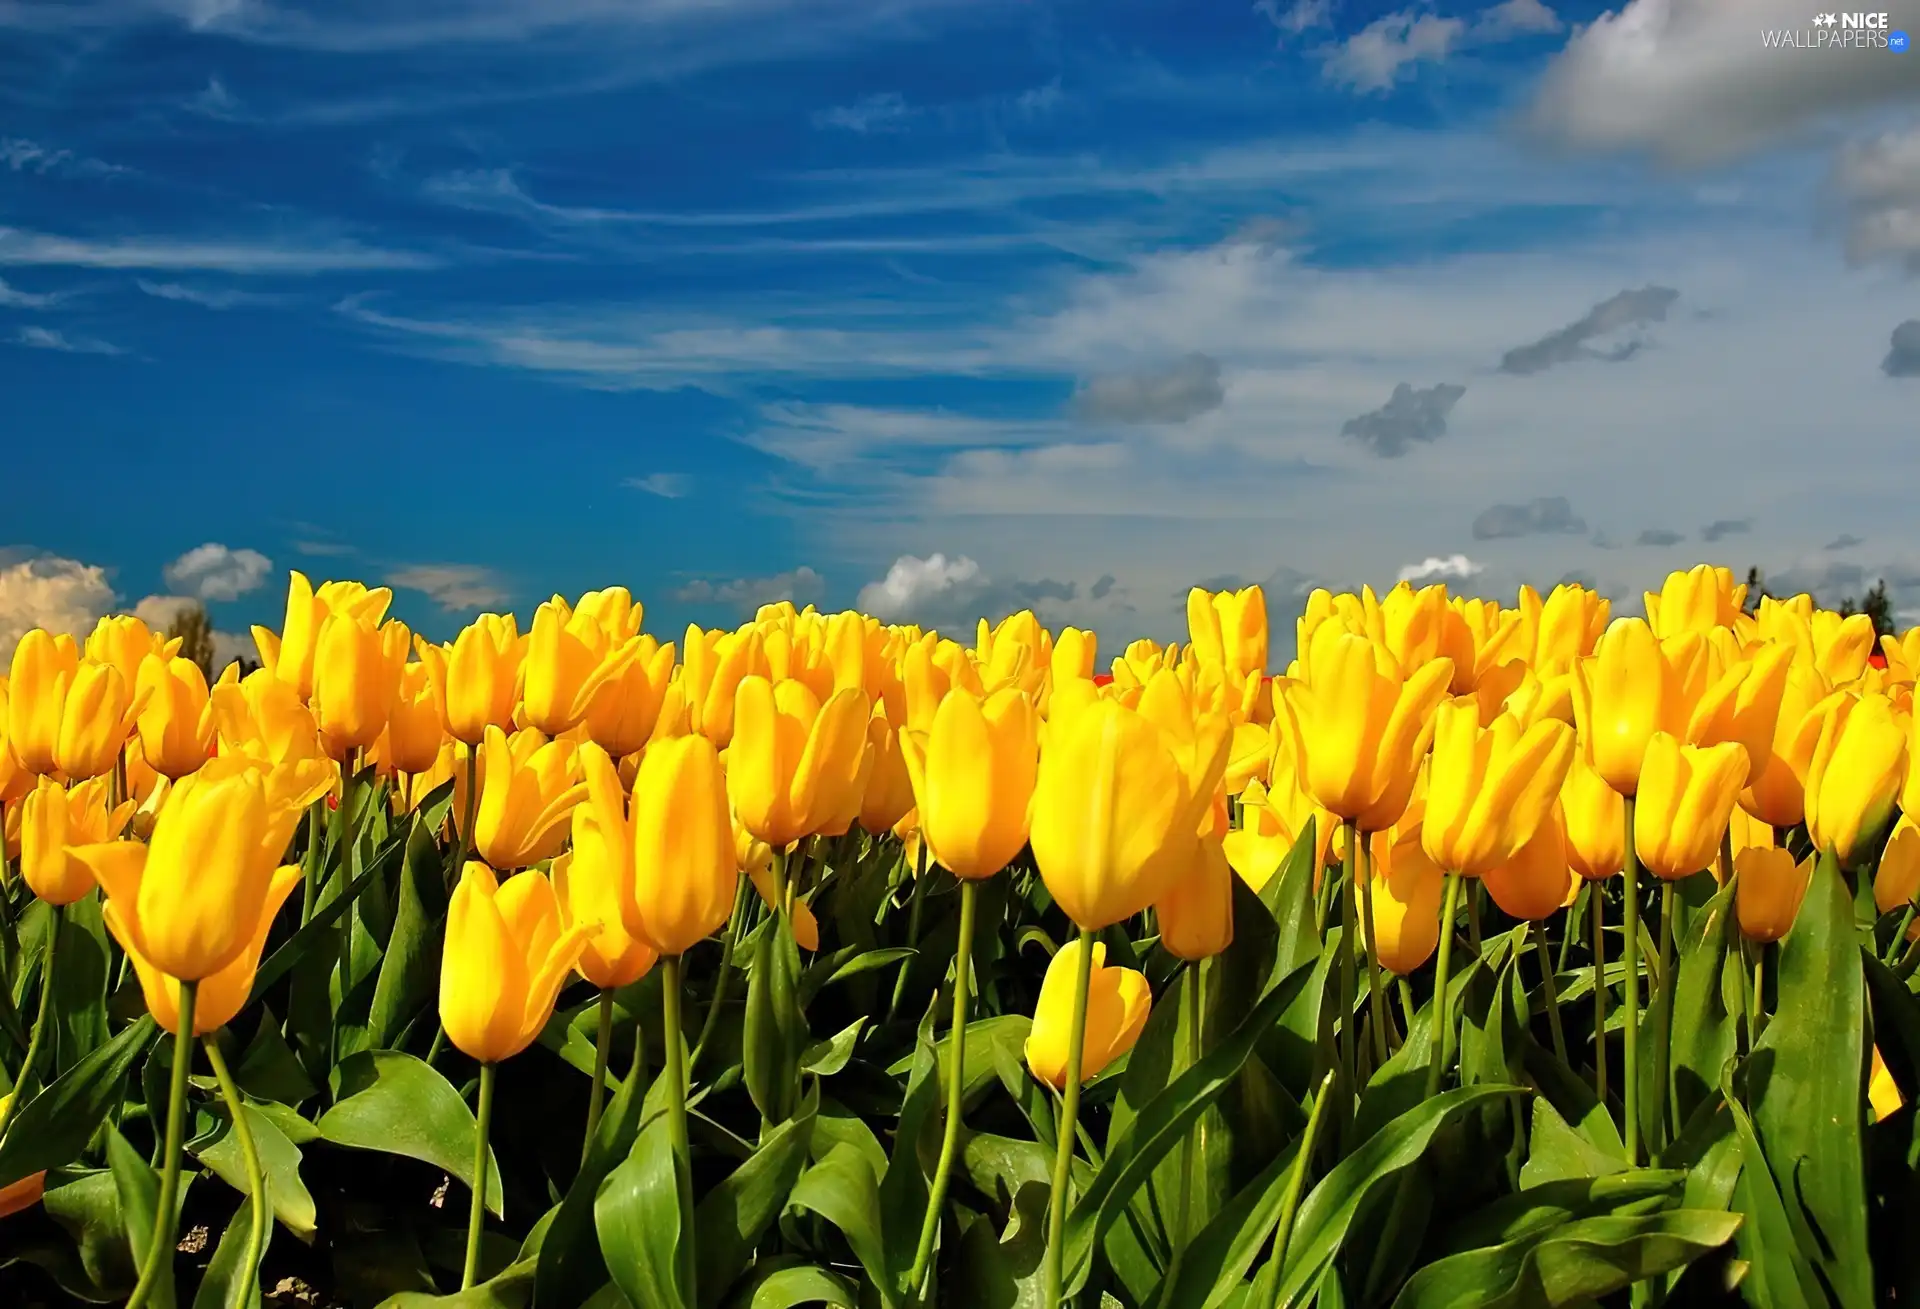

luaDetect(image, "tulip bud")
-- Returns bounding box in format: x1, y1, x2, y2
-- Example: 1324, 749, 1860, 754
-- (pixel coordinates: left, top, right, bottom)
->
727, 676, 871, 851
1158, 819, 1234, 961
1571, 619, 1694, 797
312, 616, 409, 756
626, 734, 736, 957
1561, 752, 1624, 880
1483, 805, 1578, 921
56, 661, 143, 782
422, 615, 524, 746
899, 687, 1038, 881
1367, 826, 1445, 974
440, 862, 593, 1064
1735, 844, 1811, 943
20, 776, 132, 905
1025, 939, 1150, 1090
5, 629, 76, 776
136, 656, 216, 779
1633, 732, 1747, 881
465, 726, 587, 871
1874, 813, 1920, 915
1805, 692, 1907, 869
382, 661, 446, 776
1421, 701, 1574, 877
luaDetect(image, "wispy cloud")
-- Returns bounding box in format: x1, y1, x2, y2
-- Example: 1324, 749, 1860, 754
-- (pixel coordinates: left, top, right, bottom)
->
387, 564, 510, 612
0, 276, 59, 308
1323, 0, 1562, 95
136, 279, 286, 309
624, 472, 692, 498
0, 226, 438, 274
11, 326, 124, 355
0, 137, 129, 180
672, 566, 825, 613
813, 92, 916, 134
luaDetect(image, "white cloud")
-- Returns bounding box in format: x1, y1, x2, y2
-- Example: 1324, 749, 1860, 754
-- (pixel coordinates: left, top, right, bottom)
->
1325, 12, 1466, 93
131, 593, 260, 670
852, 552, 1136, 633
12, 326, 123, 355
624, 472, 691, 498
0, 277, 58, 308
162, 543, 273, 602
1073, 353, 1226, 424
0, 226, 437, 274
0, 556, 116, 661
1834, 127, 1920, 267
135, 279, 282, 309
856, 553, 982, 622
672, 566, 826, 613
812, 92, 915, 134
1256, 0, 1333, 39
1526, 0, 1920, 164
388, 564, 511, 612
1477, 0, 1563, 37
0, 137, 127, 180
1397, 553, 1485, 583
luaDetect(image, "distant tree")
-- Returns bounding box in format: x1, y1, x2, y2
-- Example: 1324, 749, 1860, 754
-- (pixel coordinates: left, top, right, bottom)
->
1837, 578, 1897, 639
163, 601, 261, 682
1742, 566, 1768, 615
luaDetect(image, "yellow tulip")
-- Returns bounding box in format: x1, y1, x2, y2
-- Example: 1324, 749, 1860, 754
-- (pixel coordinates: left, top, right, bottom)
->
440, 862, 593, 1064
70, 757, 328, 980
1643, 565, 1745, 638
627, 733, 736, 957
727, 676, 871, 850
1186, 585, 1268, 681
211, 667, 328, 768
463, 726, 587, 871
1734, 845, 1810, 943
1633, 732, 1747, 881
1883, 628, 1920, 686
1561, 752, 1624, 881
582, 637, 677, 759
1158, 800, 1234, 961
1224, 721, 1272, 795
683, 625, 766, 748
84, 614, 179, 694
1367, 824, 1445, 974
1362, 582, 1451, 677
1742, 660, 1841, 828
1805, 692, 1907, 869
737, 810, 820, 951
1571, 619, 1696, 796
1280, 622, 1453, 828
573, 586, 646, 645
398, 739, 458, 813
551, 747, 659, 989
6, 629, 78, 776
899, 687, 1038, 881
20, 776, 131, 905
0, 1097, 45, 1218
1051, 627, 1098, 684
380, 661, 446, 776
522, 597, 640, 736
1030, 698, 1199, 930
1483, 806, 1578, 921
55, 659, 145, 782
250, 572, 392, 703
1871, 1046, 1904, 1123
135, 656, 216, 779
1437, 596, 1527, 698
1756, 596, 1877, 686
1874, 813, 1920, 914
420, 614, 524, 747
1025, 939, 1150, 1090
858, 711, 917, 837
312, 616, 410, 757
1683, 641, 1793, 787
1421, 701, 1574, 877
1223, 778, 1297, 893
107, 862, 300, 1036
0, 677, 27, 808
1519, 582, 1610, 680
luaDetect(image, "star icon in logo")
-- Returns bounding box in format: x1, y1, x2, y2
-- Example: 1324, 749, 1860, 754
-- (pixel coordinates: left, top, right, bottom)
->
1815, 11, 1838, 25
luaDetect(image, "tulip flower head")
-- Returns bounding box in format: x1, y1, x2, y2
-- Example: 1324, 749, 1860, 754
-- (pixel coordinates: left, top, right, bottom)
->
463, 726, 587, 871
1633, 732, 1747, 881
1571, 619, 1697, 797
135, 656, 217, 779
1804, 692, 1907, 869
20, 775, 132, 905
522, 596, 642, 737
727, 675, 871, 851
440, 862, 594, 1064
254, 571, 394, 703
1157, 801, 1234, 961
1025, 939, 1150, 1090
626, 733, 736, 956
1644, 565, 1746, 638
1367, 824, 1445, 974
899, 686, 1039, 881
312, 615, 410, 756
1875, 813, 1920, 915
1561, 751, 1625, 881
1735, 843, 1811, 943
1483, 805, 1578, 921
1421, 700, 1574, 877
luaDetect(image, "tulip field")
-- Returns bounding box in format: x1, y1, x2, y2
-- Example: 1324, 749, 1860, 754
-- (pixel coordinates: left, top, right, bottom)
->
5, 565, 1920, 1309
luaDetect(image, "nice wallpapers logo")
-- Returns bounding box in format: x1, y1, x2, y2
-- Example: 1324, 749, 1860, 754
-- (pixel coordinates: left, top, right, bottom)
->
1763, 10, 1911, 47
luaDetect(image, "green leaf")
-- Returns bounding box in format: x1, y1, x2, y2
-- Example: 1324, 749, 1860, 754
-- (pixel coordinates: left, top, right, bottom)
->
0, 1015, 157, 1189
189, 1196, 264, 1309
1061, 962, 1312, 1294
107, 1125, 191, 1309
1431, 1171, 1685, 1256
1520, 1097, 1625, 1188
189, 1099, 318, 1241
1751, 852, 1872, 1309
1390, 1209, 1742, 1308
232, 1007, 318, 1106
799, 1019, 867, 1078
1262, 820, 1322, 984
30, 1169, 135, 1300
947, 1181, 1052, 1309
248, 829, 404, 1002
365, 801, 452, 1052
731, 1259, 861, 1308
789, 1143, 892, 1302
51, 894, 113, 1075
1272, 1084, 1526, 1306
315, 1050, 502, 1218
695, 1097, 817, 1308
1723, 1073, 1824, 1309
876, 1001, 943, 1291
595, 1114, 690, 1309
743, 912, 809, 1126
535, 1044, 651, 1309
1149, 1132, 1304, 1309
799, 947, 917, 1007
1669, 877, 1740, 1134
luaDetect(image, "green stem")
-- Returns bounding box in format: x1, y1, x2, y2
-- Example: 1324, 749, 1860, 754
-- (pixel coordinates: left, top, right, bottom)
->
1622, 797, 1641, 1167
299, 803, 323, 927
583, 988, 615, 1167
450, 740, 480, 883
1897, 925, 1920, 979
1353, 824, 1389, 1067
887, 840, 931, 1023
1176, 958, 1203, 1250
125, 981, 196, 1309
1424, 873, 1464, 1099
1534, 919, 1569, 1066
662, 954, 696, 1306
1592, 885, 1608, 1108
203, 1036, 267, 1309
691, 875, 751, 1076
910, 877, 981, 1293
462, 1062, 496, 1291
337, 749, 365, 1012
1658, 879, 1676, 1145
1891, 905, 1917, 965
1265, 1070, 1335, 1308
1466, 881, 1482, 955
1752, 944, 1768, 1043
1041, 928, 1097, 1308
1398, 976, 1416, 1046
0, 903, 58, 1143
1337, 853, 1357, 1117
1558, 885, 1582, 975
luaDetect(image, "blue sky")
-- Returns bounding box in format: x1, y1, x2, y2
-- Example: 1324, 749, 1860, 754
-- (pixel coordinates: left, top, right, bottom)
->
2, 0, 1918, 663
